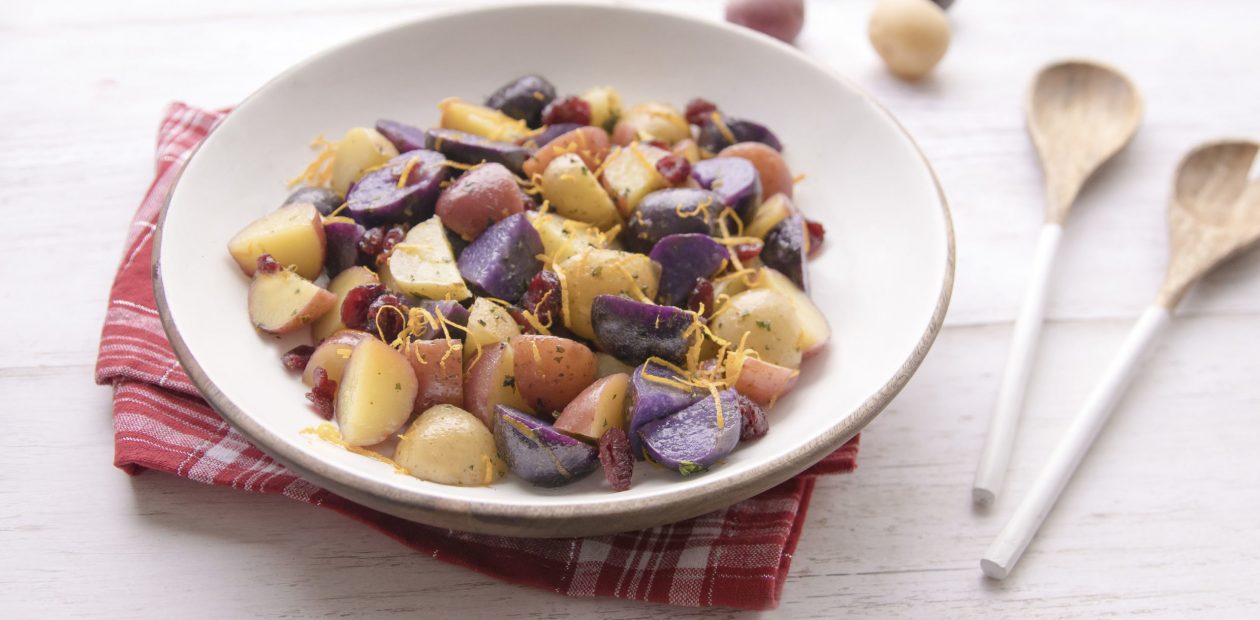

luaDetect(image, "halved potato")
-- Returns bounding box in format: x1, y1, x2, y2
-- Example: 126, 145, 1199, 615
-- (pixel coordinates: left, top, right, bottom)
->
600, 143, 670, 217
710, 288, 803, 368
556, 248, 660, 341
526, 211, 608, 265
540, 153, 621, 230
611, 102, 690, 146
438, 98, 530, 142
554, 372, 630, 441
331, 127, 398, 195
403, 338, 464, 412
595, 352, 634, 379
334, 338, 419, 446
311, 266, 379, 342
395, 404, 505, 486
247, 268, 337, 335
510, 335, 599, 414
464, 298, 520, 362
462, 342, 531, 428
387, 216, 471, 300
302, 329, 371, 386
227, 202, 326, 280
580, 85, 623, 131
751, 267, 830, 356
744, 194, 795, 240
725, 355, 800, 407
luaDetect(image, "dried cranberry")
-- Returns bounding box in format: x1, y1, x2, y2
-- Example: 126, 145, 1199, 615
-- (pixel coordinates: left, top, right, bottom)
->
521, 271, 562, 325
598, 427, 634, 492
357, 226, 384, 257
504, 306, 540, 335
305, 367, 337, 419
643, 139, 671, 151
541, 96, 591, 126
684, 98, 719, 126
687, 279, 715, 317
736, 394, 768, 441
365, 293, 409, 342
734, 240, 763, 263
255, 254, 282, 275
340, 284, 386, 330
655, 154, 692, 184
281, 345, 315, 371
805, 219, 825, 257
375, 224, 407, 266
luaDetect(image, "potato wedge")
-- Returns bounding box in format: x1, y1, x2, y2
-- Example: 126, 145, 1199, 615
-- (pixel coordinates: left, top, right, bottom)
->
302, 329, 371, 386
334, 338, 419, 446
403, 339, 464, 412
247, 268, 336, 335
580, 85, 623, 131
725, 355, 800, 407
611, 102, 690, 146
227, 202, 326, 280
750, 267, 830, 356
395, 404, 505, 486
462, 342, 531, 428
540, 153, 621, 230
312, 266, 379, 342
556, 248, 660, 341
464, 298, 520, 362
330, 127, 398, 195
711, 288, 803, 368
526, 211, 608, 265
510, 335, 599, 415
438, 97, 530, 142
744, 193, 795, 240
600, 143, 670, 217
521, 126, 611, 179
387, 216, 471, 300
554, 372, 630, 441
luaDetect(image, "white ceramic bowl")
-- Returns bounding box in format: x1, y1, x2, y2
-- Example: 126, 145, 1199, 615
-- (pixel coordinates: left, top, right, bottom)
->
155, 1, 953, 537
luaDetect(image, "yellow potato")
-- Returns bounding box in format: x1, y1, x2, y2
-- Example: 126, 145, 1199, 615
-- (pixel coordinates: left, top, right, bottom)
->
556, 248, 660, 341
540, 153, 621, 230
394, 404, 505, 486
438, 97, 530, 142
331, 127, 398, 195
744, 194, 795, 240
553, 372, 630, 441
725, 355, 800, 407
600, 143, 670, 217
610, 102, 690, 146
387, 216, 471, 300
227, 202, 326, 280
334, 338, 419, 446
526, 211, 608, 265
510, 335, 598, 415
711, 288, 804, 368
302, 329, 371, 386
462, 342, 531, 428
247, 268, 336, 335
751, 267, 831, 356
580, 85, 623, 131
464, 298, 520, 362
311, 266, 379, 342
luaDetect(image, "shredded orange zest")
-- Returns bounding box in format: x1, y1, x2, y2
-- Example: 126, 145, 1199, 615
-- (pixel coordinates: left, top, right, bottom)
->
709, 111, 737, 145
709, 384, 725, 429
792, 173, 807, 185
482, 454, 496, 485
396, 156, 420, 189
287, 135, 337, 188
302, 423, 409, 475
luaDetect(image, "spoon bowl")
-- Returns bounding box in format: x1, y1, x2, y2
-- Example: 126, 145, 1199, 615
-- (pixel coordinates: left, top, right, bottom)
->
1159, 140, 1260, 307
1027, 61, 1143, 222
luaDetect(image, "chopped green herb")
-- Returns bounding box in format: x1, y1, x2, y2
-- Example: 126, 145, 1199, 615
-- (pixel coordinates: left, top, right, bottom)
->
678, 461, 705, 476
755, 320, 772, 331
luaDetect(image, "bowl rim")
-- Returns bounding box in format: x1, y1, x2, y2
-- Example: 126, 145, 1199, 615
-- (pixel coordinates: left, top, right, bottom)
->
152, 0, 955, 536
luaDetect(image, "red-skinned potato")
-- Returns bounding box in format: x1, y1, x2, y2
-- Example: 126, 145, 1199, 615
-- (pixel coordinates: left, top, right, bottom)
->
719, 142, 794, 200
611, 103, 690, 146
510, 335, 599, 415
227, 202, 326, 280
463, 342, 531, 429
403, 339, 465, 413
434, 163, 530, 241
553, 372, 630, 441
521, 126, 611, 179
302, 329, 372, 387
726, 355, 800, 407
247, 268, 336, 335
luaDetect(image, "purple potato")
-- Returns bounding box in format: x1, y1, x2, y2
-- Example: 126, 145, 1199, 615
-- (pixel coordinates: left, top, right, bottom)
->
690, 157, 762, 221
697, 114, 783, 154
375, 119, 427, 152
457, 213, 544, 302
623, 189, 721, 253
639, 388, 743, 475
484, 74, 556, 127
649, 234, 730, 308
344, 150, 447, 226
762, 213, 808, 291
424, 128, 533, 176
627, 361, 704, 459
590, 295, 696, 366
411, 299, 470, 339
284, 186, 342, 216
494, 404, 599, 487
322, 217, 365, 278
520, 122, 582, 150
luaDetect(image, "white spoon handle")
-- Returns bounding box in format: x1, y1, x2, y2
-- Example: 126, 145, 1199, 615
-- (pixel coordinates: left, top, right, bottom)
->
973, 223, 1063, 504
981, 304, 1172, 580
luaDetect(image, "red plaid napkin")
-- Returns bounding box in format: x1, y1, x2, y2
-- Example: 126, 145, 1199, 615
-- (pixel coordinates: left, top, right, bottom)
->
95, 103, 859, 611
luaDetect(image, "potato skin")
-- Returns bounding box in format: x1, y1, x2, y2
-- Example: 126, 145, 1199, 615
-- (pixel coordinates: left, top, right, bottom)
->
510, 335, 599, 415
434, 163, 529, 241
726, 356, 800, 407
462, 342, 530, 429
522, 126, 611, 179
719, 142, 794, 201
403, 339, 464, 413
395, 404, 505, 486
554, 372, 630, 441
556, 248, 661, 341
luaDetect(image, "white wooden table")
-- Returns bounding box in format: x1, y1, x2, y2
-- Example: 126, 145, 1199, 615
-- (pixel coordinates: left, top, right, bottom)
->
4, 0, 1259, 616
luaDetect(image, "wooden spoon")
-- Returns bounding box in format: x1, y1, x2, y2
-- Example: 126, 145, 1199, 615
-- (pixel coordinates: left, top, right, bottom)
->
974, 61, 1144, 504
982, 140, 1260, 579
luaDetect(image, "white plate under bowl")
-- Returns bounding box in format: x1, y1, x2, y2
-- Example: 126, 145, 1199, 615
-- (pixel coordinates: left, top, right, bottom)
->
155, 1, 953, 537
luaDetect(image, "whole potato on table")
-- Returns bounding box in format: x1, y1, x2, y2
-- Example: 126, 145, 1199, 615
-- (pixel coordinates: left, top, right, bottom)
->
868, 0, 951, 80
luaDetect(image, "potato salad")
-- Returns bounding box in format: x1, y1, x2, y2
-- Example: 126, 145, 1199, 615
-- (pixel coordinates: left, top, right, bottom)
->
226, 74, 831, 491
